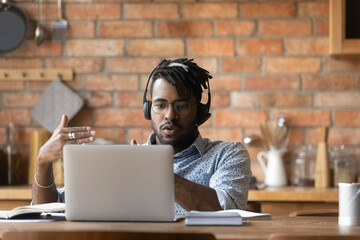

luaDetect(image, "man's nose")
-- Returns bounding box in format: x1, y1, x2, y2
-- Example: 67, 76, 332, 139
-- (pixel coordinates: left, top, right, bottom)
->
164, 104, 177, 121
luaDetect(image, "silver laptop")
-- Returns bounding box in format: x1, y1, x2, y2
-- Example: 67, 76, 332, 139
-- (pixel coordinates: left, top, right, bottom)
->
63, 144, 175, 222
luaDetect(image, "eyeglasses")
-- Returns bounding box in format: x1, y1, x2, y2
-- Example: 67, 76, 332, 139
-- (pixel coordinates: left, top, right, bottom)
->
152, 100, 192, 115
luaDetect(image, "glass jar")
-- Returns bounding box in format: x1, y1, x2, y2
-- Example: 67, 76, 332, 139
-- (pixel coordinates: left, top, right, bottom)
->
331, 145, 357, 186
290, 145, 316, 186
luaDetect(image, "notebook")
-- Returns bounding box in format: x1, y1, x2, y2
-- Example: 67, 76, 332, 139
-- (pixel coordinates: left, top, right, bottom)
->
63, 144, 175, 222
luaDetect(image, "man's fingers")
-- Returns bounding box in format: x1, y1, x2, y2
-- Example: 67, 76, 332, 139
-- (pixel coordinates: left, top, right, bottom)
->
55, 114, 68, 132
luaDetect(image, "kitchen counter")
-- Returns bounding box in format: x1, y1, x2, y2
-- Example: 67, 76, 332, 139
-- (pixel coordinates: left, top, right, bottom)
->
248, 186, 339, 216
0, 186, 339, 216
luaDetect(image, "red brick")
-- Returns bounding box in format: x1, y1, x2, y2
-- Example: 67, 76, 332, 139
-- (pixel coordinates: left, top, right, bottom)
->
128, 128, 153, 144
285, 38, 329, 55
66, 40, 124, 56
85, 75, 138, 91
92, 128, 126, 144
299, 2, 329, 17
47, 58, 103, 73
94, 109, 150, 127
66, 21, 95, 38
188, 39, 234, 57
107, 58, 160, 73
316, 20, 329, 35
0, 109, 31, 126
82, 92, 113, 108
99, 21, 152, 38
66, 4, 121, 20
157, 21, 212, 37
116, 93, 143, 108
258, 93, 312, 107
211, 76, 242, 91
124, 3, 179, 19
266, 58, 321, 74
19, 3, 57, 21
6, 41, 61, 57
328, 128, 360, 146
303, 75, 358, 90
0, 59, 43, 68
238, 38, 283, 56
211, 93, 230, 108
287, 129, 305, 146
215, 110, 268, 127
0, 82, 25, 90
315, 92, 360, 107
192, 58, 217, 74
221, 58, 261, 73
272, 110, 331, 127
241, 3, 296, 18
259, 20, 312, 36
325, 58, 360, 73
231, 92, 256, 108
200, 128, 243, 142
244, 76, 299, 90
334, 110, 360, 127
128, 39, 184, 56
216, 20, 255, 36
183, 3, 237, 19
3, 93, 40, 107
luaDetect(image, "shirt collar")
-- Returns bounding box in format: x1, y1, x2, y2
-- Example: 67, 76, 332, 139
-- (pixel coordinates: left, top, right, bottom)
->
147, 132, 206, 156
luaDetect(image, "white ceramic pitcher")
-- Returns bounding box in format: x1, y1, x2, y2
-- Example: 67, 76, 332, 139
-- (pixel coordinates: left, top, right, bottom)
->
257, 148, 287, 187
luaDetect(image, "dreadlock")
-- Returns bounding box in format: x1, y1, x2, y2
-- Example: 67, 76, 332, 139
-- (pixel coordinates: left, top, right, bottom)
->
149, 58, 212, 103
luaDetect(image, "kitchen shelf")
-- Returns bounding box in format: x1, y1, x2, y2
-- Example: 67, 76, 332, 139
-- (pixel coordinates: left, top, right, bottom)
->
0, 69, 73, 81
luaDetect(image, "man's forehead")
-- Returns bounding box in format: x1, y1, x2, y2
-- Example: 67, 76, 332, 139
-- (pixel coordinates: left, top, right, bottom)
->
151, 78, 190, 99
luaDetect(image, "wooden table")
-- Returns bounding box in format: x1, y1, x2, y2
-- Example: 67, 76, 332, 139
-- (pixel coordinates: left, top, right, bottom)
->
0, 216, 359, 240
248, 187, 339, 216
0, 186, 32, 210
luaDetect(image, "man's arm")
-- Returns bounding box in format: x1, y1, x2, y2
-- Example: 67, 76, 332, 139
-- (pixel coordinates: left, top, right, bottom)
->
32, 162, 58, 204
174, 174, 222, 211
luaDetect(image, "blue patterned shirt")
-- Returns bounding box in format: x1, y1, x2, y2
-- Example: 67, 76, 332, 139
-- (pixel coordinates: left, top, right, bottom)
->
147, 133, 251, 214
57, 133, 251, 214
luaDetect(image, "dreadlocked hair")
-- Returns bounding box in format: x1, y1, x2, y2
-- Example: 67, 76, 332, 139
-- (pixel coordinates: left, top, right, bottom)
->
149, 58, 212, 102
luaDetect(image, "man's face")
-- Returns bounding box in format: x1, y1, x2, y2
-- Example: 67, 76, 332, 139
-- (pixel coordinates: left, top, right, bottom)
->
151, 78, 198, 153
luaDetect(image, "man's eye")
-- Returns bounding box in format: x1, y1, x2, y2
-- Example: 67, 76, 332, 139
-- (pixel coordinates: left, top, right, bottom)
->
155, 103, 167, 109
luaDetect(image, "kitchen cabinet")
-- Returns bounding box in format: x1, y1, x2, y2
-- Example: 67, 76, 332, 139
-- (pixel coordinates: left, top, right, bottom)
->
248, 186, 338, 216
330, 0, 360, 54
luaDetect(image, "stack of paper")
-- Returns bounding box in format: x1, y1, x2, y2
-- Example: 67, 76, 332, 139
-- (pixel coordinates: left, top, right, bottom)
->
185, 209, 271, 226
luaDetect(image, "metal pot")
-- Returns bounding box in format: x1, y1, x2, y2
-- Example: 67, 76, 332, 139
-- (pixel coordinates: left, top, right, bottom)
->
0, 0, 29, 54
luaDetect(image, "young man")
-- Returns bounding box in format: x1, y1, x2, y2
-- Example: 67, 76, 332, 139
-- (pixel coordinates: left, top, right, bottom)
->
32, 58, 251, 214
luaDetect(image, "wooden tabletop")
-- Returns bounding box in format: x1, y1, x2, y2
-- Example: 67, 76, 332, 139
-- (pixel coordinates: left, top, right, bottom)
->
248, 186, 339, 202
0, 216, 359, 240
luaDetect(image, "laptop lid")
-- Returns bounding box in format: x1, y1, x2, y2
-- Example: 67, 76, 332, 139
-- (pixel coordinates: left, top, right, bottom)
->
63, 144, 175, 222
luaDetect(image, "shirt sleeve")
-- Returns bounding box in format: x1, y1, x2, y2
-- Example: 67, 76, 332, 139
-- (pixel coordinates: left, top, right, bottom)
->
57, 187, 65, 203
209, 142, 251, 210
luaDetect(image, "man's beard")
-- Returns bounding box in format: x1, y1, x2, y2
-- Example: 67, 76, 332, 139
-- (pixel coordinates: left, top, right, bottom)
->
152, 120, 198, 151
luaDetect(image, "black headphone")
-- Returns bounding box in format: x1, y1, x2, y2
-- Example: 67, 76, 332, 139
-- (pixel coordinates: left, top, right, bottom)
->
142, 67, 211, 126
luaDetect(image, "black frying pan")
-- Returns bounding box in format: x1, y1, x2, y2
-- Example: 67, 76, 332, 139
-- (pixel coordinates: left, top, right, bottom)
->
0, 0, 29, 54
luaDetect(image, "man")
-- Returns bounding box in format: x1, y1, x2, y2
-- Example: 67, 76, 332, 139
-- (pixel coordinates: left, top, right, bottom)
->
32, 58, 251, 214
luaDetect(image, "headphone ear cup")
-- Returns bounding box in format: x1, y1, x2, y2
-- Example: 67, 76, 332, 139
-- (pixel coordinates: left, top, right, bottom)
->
197, 103, 210, 126
143, 101, 152, 120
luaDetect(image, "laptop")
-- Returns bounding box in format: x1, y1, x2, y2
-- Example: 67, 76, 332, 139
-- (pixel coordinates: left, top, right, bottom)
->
63, 144, 175, 222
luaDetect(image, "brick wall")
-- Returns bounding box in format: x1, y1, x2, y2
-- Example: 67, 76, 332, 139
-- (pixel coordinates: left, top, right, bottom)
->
1, 0, 360, 180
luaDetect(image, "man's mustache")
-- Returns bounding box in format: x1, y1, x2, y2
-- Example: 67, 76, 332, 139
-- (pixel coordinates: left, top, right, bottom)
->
159, 120, 180, 130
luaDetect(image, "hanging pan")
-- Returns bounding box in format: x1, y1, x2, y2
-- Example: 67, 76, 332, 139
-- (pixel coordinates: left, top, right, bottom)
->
0, 0, 29, 54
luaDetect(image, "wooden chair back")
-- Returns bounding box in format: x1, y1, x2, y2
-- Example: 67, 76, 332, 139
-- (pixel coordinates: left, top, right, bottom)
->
3, 231, 216, 240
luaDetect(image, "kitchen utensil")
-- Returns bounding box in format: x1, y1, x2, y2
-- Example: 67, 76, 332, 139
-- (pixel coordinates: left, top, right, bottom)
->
243, 135, 268, 149
257, 148, 287, 187
34, 0, 47, 46
0, 0, 29, 53
51, 0, 67, 42
273, 113, 290, 149
31, 77, 84, 133
314, 127, 330, 188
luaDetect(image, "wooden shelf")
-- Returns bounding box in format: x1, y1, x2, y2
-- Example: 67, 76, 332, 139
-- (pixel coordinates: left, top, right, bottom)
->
0, 69, 73, 81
